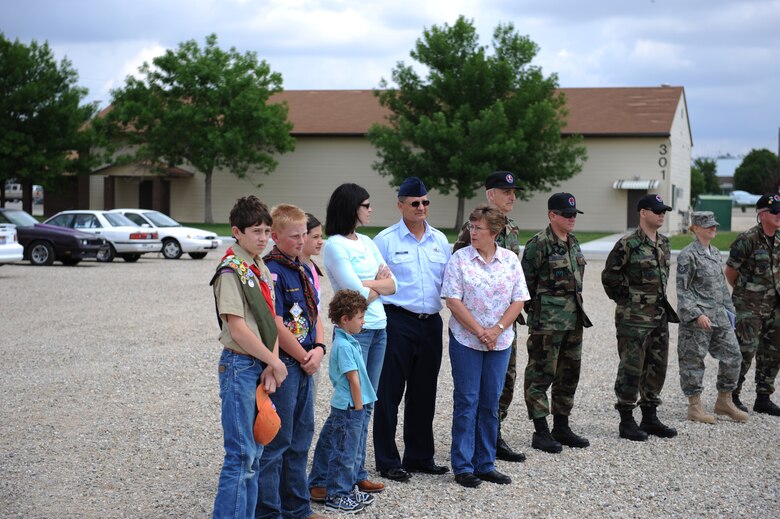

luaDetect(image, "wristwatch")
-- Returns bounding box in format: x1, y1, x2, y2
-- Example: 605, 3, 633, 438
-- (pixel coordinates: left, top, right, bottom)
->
313, 342, 327, 355
497, 323, 505, 331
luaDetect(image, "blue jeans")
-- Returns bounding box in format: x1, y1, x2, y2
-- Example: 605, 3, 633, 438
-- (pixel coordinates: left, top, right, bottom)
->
213, 350, 265, 519
255, 357, 314, 519
325, 406, 365, 497
309, 327, 386, 487
449, 331, 511, 475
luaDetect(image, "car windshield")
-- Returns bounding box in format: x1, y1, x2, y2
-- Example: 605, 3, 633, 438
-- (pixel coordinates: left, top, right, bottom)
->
103, 212, 136, 227
0, 209, 38, 227
144, 211, 180, 227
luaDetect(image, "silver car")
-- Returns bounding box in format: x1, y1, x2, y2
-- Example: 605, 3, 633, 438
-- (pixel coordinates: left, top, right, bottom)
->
44, 210, 162, 262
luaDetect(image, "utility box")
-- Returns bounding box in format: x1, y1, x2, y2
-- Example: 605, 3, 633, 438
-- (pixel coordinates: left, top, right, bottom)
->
694, 195, 732, 231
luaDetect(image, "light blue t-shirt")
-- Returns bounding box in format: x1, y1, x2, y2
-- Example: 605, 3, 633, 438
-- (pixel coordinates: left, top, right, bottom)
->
329, 327, 378, 410
323, 233, 394, 329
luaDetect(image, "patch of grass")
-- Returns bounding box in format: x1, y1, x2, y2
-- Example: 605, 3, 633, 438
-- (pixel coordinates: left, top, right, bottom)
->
183, 223, 615, 245
181, 222, 233, 236
668, 231, 741, 251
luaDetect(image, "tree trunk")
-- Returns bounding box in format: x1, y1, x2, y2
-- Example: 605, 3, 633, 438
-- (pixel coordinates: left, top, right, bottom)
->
454, 196, 465, 231
22, 180, 33, 215
204, 169, 213, 224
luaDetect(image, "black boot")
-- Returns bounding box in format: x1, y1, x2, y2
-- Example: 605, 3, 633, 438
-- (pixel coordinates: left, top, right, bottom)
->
639, 406, 677, 438
732, 393, 748, 412
495, 431, 526, 462
531, 417, 562, 453
551, 414, 590, 448
618, 409, 648, 442
754, 394, 780, 416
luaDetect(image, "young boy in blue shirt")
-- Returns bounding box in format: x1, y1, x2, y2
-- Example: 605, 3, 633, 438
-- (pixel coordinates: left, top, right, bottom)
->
256, 204, 325, 519
319, 289, 378, 514
210, 196, 288, 519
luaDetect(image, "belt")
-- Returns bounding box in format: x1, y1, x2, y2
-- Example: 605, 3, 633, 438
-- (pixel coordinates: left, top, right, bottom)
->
224, 347, 252, 357
387, 304, 436, 320
281, 344, 313, 361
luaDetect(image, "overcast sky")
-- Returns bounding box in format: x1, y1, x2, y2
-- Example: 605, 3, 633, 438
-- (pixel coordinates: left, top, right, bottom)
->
3, 0, 779, 158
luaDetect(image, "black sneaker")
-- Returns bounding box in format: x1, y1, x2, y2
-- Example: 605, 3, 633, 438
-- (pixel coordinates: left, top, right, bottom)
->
325, 495, 364, 514
531, 431, 563, 453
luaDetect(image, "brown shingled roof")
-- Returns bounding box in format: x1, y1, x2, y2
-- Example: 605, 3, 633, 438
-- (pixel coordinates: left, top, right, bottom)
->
270, 90, 391, 135
558, 86, 686, 137
271, 86, 688, 139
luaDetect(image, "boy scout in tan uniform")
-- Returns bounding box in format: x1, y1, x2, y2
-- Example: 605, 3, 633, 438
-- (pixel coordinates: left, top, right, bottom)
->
522, 193, 592, 453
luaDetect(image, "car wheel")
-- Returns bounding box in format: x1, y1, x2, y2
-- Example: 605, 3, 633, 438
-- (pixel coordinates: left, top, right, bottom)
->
97, 244, 116, 263
121, 254, 141, 262
189, 252, 207, 260
29, 241, 55, 266
162, 238, 183, 259
61, 258, 81, 266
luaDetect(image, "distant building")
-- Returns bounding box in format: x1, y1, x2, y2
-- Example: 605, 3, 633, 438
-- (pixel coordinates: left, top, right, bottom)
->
714, 155, 741, 192
52, 86, 692, 234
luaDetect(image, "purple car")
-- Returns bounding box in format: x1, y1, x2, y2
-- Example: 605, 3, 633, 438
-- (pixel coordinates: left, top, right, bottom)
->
0, 208, 108, 266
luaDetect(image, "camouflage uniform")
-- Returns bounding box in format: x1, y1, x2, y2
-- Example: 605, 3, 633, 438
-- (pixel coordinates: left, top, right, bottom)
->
601, 227, 680, 410
454, 216, 523, 424
676, 240, 741, 396
522, 226, 592, 419
726, 225, 780, 396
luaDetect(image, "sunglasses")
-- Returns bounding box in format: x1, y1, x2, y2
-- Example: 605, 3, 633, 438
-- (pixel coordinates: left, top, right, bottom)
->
360, 203, 370, 209
553, 211, 577, 219
651, 209, 667, 215
407, 200, 431, 208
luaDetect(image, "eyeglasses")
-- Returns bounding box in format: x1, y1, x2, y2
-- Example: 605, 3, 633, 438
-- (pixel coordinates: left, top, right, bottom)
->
553, 211, 577, 219
406, 200, 430, 208
360, 203, 370, 209
467, 222, 489, 232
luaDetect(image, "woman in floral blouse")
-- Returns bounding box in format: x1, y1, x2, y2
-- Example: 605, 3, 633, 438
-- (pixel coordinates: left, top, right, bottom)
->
441, 205, 530, 488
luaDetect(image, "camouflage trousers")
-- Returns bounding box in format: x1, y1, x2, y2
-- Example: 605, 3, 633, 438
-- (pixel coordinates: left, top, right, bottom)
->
735, 303, 780, 396
524, 328, 583, 419
497, 331, 518, 426
677, 324, 740, 397
614, 319, 669, 410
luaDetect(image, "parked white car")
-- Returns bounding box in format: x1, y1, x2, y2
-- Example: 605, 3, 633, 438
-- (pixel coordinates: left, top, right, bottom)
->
730, 190, 761, 207
109, 209, 221, 260
0, 223, 24, 265
44, 210, 162, 262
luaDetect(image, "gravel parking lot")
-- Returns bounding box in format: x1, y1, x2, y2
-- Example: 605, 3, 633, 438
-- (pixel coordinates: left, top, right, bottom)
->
1, 240, 778, 518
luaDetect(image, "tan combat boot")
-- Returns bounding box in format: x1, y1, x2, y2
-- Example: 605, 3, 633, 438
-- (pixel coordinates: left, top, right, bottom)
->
714, 392, 749, 422
687, 395, 716, 424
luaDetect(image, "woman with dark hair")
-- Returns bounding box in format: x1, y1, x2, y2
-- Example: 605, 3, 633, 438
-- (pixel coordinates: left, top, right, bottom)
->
441, 205, 529, 488
308, 183, 396, 500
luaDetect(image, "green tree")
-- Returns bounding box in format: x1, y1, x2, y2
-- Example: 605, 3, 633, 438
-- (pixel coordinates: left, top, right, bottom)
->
0, 34, 98, 211
690, 157, 719, 203
367, 16, 586, 229
104, 34, 295, 223
734, 148, 779, 195
690, 163, 705, 204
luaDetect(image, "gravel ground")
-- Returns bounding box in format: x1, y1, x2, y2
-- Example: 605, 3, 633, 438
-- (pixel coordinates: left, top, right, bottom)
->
1, 242, 778, 519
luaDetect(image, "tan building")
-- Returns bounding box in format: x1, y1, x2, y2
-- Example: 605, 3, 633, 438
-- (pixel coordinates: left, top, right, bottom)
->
83, 86, 692, 233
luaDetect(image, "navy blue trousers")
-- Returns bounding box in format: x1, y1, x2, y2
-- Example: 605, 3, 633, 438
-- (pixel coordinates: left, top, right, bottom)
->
373, 305, 443, 471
